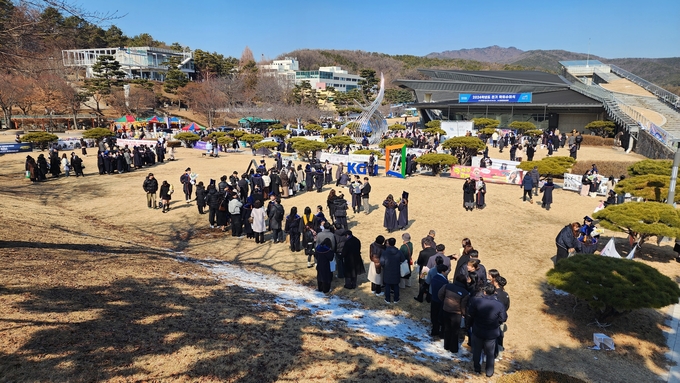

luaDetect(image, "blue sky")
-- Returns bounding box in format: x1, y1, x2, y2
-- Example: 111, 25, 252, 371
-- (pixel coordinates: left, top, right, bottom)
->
85, 0, 679, 59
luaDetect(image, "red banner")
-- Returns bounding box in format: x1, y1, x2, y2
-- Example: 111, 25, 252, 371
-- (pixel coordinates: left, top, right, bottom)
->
449, 165, 523, 185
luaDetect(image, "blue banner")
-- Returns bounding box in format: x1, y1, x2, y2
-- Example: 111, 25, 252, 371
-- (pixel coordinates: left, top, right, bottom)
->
0, 143, 33, 154
459, 93, 532, 103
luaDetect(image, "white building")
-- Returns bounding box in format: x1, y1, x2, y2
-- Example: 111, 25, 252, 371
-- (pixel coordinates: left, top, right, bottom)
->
296, 66, 362, 92
62, 46, 194, 81
259, 58, 362, 92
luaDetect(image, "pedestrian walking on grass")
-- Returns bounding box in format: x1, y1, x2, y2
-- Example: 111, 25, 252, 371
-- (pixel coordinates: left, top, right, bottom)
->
380, 237, 406, 304
469, 283, 508, 378
521, 173, 534, 203
159, 180, 174, 213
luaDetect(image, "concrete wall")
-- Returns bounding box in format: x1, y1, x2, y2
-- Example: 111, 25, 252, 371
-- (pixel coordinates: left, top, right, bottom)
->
557, 113, 601, 133
635, 130, 674, 159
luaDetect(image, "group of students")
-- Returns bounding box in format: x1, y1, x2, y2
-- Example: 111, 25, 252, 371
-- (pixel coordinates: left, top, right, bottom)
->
364, 230, 509, 377
25, 150, 85, 182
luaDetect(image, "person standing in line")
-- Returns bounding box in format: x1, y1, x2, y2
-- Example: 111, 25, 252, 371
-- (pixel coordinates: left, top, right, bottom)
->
143, 173, 158, 209
368, 236, 386, 296
414, 239, 437, 302
383, 194, 398, 233
61, 153, 70, 177
350, 176, 363, 213
195, 181, 207, 214
205, 184, 220, 228
333, 192, 349, 229
284, 206, 302, 252
492, 275, 510, 358
326, 189, 338, 225
341, 230, 364, 289
361, 177, 371, 214
180, 168, 193, 203
315, 238, 336, 294
228, 191, 243, 237
438, 274, 470, 356
159, 180, 174, 213
267, 195, 285, 243
540, 176, 555, 210
334, 222, 348, 280
428, 262, 449, 337
251, 200, 267, 244
301, 207, 317, 267
380, 237, 406, 304
468, 283, 508, 378
305, 164, 314, 192
399, 233, 414, 288
521, 172, 534, 203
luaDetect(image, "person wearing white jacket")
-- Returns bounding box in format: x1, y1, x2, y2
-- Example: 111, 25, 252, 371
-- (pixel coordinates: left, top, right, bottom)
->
251, 200, 267, 244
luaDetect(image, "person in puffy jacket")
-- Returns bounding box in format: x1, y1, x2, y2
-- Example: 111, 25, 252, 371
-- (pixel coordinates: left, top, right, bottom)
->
521, 173, 534, 203
143, 173, 158, 209
333, 193, 349, 229
555, 222, 581, 265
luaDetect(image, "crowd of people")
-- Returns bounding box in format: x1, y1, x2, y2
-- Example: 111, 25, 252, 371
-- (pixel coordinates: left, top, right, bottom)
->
366, 231, 510, 377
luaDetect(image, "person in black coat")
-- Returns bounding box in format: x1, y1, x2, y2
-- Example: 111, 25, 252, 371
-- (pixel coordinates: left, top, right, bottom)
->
526, 144, 535, 162
205, 184, 221, 228
341, 230, 364, 289
49, 151, 61, 177
540, 177, 555, 210
270, 170, 282, 197
380, 237, 406, 303
36, 154, 48, 180
463, 178, 475, 211
397, 192, 408, 229
314, 167, 324, 193
305, 164, 314, 192
315, 238, 336, 294
195, 182, 207, 214
333, 193, 349, 229
132, 147, 142, 169
468, 284, 508, 378
284, 207, 302, 252
383, 194, 398, 232
71, 155, 84, 177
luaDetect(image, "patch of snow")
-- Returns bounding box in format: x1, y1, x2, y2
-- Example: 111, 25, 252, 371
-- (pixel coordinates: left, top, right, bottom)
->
552, 289, 570, 296
194, 260, 454, 361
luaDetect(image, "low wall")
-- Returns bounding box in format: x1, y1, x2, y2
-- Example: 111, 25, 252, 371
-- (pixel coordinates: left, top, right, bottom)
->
635, 130, 674, 159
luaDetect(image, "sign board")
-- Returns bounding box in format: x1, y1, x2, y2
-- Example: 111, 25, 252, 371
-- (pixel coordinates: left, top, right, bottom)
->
471, 157, 520, 171
114, 139, 158, 149
562, 173, 610, 195
0, 143, 33, 154
459, 93, 532, 103
317, 152, 371, 165
441, 121, 474, 138
450, 165, 523, 185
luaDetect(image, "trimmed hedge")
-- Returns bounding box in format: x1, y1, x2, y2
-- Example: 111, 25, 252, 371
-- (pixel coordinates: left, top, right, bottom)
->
580, 135, 617, 146
571, 161, 637, 177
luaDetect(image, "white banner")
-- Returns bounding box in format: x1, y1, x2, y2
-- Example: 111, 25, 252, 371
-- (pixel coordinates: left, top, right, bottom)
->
471, 156, 520, 171
441, 121, 474, 137
317, 152, 372, 165
562, 173, 610, 195
114, 139, 158, 149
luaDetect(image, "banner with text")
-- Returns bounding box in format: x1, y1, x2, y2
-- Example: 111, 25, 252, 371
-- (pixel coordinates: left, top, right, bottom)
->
459, 93, 532, 103
0, 143, 33, 154
450, 165, 523, 185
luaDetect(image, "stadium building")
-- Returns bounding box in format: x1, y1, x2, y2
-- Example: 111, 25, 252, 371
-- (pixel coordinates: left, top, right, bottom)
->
394, 61, 680, 159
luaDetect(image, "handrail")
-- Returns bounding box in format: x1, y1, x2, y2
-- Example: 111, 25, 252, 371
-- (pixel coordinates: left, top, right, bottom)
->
609, 64, 680, 110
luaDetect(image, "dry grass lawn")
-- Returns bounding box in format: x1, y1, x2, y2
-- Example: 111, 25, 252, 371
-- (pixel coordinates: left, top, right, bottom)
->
0, 142, 676, 383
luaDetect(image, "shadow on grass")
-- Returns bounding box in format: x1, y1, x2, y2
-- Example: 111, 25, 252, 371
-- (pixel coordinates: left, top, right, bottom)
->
534, 280, 668, 382
0, 271, 452, 382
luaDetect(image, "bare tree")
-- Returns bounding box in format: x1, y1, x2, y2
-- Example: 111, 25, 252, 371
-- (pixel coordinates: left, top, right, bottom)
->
182, 80, 226, 128
127, 85, 155, 114
0, 73, 23, 128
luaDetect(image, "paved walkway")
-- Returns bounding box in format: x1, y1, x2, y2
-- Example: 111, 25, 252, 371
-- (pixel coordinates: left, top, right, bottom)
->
665, 298, 680, 382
